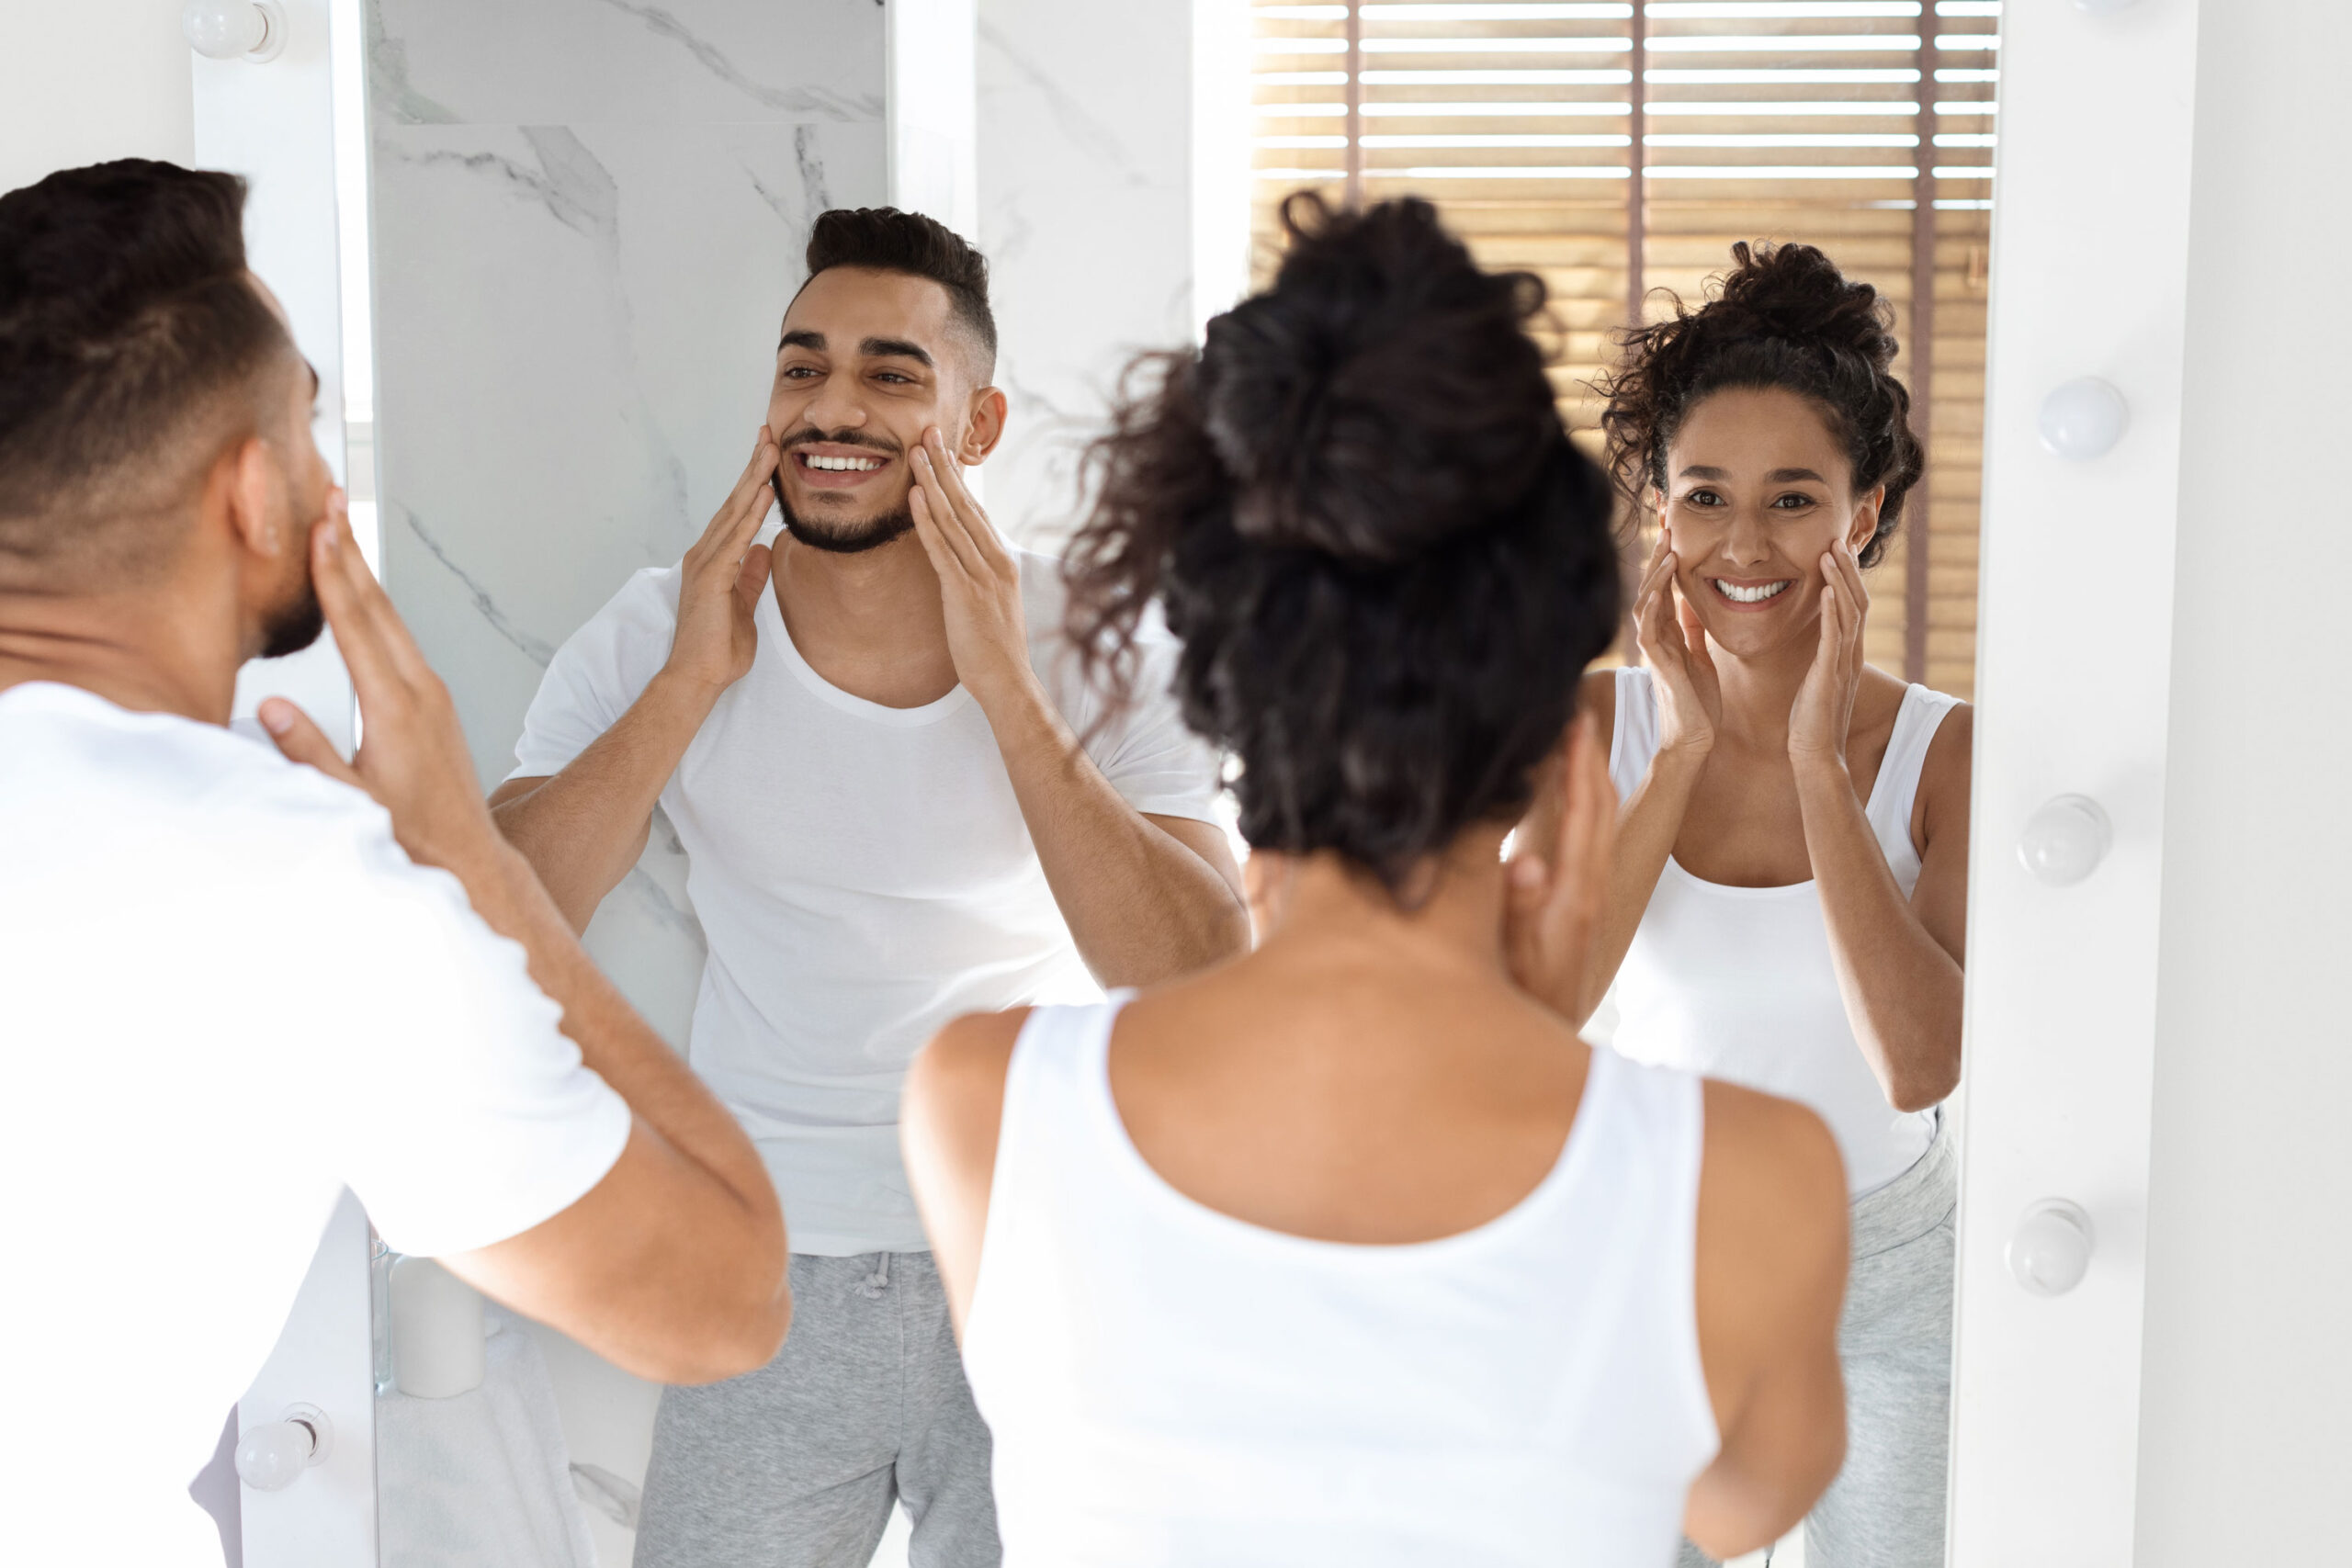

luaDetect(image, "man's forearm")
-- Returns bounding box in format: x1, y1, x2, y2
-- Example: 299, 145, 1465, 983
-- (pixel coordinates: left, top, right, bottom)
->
492, 670, 720, 931
980, 677, 1249, 988
455, 840, 777, 1221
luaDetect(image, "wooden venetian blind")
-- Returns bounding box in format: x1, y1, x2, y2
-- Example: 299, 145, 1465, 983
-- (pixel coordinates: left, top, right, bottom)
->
1250, 0, 1998, 696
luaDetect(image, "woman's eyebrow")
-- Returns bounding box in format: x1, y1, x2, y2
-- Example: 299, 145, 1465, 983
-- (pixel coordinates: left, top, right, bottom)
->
1768, 467, 1827, 483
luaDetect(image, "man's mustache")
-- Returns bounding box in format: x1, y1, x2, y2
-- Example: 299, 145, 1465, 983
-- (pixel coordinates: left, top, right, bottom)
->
779, 429, 900, 457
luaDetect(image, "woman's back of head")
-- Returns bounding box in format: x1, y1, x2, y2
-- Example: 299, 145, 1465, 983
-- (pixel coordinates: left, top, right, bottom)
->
1066, 194, 1622, 893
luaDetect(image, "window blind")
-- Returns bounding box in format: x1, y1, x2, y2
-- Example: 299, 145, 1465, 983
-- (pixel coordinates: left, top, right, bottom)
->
1251, 0, 1996, 694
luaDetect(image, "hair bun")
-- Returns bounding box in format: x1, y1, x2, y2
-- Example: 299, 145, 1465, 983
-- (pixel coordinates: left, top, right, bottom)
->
1712, 240, 1898, 371
1193, 195, 1561, 567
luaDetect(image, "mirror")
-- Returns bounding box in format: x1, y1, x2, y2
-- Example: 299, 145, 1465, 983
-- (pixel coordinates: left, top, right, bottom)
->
347, 3, 1992, 1566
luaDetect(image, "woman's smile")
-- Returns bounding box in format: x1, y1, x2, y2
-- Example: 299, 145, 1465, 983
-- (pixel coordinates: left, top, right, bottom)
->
1708, 575, 1795, 609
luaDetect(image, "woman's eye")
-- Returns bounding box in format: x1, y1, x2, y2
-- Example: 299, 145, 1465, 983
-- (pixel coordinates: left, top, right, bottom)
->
1771, 492, 1815, 510
1685, 489, 1722, 507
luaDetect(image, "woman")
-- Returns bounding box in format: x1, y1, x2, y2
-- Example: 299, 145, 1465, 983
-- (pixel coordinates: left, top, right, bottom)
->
1576, 242, 1973, 1568
899, 195, 1850, 1567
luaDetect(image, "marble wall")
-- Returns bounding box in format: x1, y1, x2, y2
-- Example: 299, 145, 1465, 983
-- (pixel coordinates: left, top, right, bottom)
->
367, 0, 888, 1044
976, 0, 1199, 547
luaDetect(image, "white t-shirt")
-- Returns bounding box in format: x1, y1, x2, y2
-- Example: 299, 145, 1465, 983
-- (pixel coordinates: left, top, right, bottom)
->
0, 682, 632, 1568
509, 544, 1222, 1255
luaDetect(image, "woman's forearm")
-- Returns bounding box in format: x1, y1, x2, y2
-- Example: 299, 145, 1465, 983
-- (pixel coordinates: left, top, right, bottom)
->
1796, 761, 1963, 1111
1579, 747, 1708, 1019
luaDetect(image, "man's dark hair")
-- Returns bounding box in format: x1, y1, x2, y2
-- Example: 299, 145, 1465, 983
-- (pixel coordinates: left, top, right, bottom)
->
0, 158, 294, 581
803, 207, 996, 379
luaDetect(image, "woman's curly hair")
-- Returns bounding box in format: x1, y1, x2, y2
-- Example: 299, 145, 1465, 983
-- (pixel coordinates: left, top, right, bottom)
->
1060, 193, 1621, 893
1596, 240, 1923, 567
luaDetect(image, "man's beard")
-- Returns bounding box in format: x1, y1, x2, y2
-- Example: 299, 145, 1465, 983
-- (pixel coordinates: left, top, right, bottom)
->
258, 577, 324, 660
770, 465, 913, 556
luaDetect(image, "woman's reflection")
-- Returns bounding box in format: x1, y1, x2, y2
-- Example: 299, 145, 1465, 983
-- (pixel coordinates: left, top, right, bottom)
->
902, 195, 1852, 1567
1577, 242, 1973, 1568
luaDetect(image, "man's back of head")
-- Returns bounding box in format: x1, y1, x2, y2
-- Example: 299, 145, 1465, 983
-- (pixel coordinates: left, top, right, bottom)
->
0, 159, 297, 595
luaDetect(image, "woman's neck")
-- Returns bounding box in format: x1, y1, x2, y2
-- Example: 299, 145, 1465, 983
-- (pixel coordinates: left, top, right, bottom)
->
1254, 834, 1516, 984
1708, 623, 1820, 751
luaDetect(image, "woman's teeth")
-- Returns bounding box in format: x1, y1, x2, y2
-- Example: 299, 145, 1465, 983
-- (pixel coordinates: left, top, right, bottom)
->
802, 454, 885, 471
1713, 580, 1792, 604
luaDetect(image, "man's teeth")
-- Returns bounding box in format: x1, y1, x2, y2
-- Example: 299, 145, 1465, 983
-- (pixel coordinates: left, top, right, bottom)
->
1714, 580, 1792, 604
802, 454, 885, 471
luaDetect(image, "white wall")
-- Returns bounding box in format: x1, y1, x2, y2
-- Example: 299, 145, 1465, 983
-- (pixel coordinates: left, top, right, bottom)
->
2135, 0, 2352, 1557
0, 0, 193, 197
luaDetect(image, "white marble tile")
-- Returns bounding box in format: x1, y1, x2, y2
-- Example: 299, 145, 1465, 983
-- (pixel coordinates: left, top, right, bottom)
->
976, 0, 1195, 547
368, 0, 885, 126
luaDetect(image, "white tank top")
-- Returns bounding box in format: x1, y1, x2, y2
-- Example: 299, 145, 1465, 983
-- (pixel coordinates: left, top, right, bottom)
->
961, 998, 1721, 1568
1604, 666, 1958, 1197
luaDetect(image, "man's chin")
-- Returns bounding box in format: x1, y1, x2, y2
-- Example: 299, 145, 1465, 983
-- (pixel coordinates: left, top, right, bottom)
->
778, 506, 915, 556
257, 591, 325, 661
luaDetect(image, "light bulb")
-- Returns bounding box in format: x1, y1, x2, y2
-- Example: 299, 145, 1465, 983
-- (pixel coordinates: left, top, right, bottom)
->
233, 1405, 330, 1491
182, 1, 286, 62
2007, 1200, 2095, 1296
2017, 794, 2112, 886
2037, 377, 2130, 460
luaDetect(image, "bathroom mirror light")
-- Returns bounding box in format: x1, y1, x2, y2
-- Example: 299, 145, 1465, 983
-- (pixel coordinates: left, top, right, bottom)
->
2074, 0, 2143, 13
2018, 794, 2113, 886
182, 0, 287, 62
2007, 1200, 2096, 1297
233, 1404, 332, 1492
2038, 377, 2130, 459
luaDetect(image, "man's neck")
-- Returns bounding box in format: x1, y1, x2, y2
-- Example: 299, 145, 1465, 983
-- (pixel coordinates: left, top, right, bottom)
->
770, 531, 959, 708
0, 582, 243, 724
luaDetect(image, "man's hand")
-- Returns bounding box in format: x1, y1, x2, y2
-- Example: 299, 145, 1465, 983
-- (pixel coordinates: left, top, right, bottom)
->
1504, 710, 1617, 1029
665, 426, 780, 697
256, 495, 505, 880
908, 427, 1036, 713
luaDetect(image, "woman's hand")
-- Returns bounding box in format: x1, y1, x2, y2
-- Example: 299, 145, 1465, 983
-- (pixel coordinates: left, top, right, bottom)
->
1632, 529, 1722, 759
1789, 538, 1869, 770
1506, 711, 1618, 1030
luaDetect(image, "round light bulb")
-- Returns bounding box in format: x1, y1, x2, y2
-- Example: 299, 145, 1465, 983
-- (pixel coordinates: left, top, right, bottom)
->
233, 1406, 330, 1491
182, 1, 286, 62
2007, 1199, 2095, 1296
2038, 377, 2130, 460
2017, 794, 2112, 886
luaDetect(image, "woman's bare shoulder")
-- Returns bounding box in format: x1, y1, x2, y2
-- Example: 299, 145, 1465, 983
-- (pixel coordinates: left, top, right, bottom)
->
1578, 665, 1622, 734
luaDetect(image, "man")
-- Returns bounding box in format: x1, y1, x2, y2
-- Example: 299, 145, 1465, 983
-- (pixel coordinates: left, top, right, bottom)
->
0, 161, 792, 1566
491, 208, 1250, 1565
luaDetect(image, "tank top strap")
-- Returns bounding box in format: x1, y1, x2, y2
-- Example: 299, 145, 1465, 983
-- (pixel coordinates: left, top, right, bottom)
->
1609, 665, 1661, 802
1862, 684, 1962, 873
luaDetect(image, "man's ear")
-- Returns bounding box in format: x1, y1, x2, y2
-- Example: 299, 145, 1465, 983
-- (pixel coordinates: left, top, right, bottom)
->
211, 434, 288, 561
958, 387, 1009, 465
1849, 485, 1886, 554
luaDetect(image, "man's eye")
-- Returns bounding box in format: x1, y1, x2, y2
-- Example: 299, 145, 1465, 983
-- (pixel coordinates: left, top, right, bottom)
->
875, 371, 912, 385
781, 366, 818, 380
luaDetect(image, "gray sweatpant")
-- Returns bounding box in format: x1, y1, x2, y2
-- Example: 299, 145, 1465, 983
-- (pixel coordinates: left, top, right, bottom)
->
634, 1252, 1000, 1568
1682, 1115, 1958, 1568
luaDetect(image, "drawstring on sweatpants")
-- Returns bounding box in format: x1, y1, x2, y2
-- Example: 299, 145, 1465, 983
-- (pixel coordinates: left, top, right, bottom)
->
858, 1251, 891, 1299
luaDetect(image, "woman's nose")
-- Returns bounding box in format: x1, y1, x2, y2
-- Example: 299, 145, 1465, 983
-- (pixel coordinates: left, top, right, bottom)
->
1721, 509, 1771, 564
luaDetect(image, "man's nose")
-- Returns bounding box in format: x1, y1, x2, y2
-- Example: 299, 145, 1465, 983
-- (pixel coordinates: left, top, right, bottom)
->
799, 373, 868, 434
